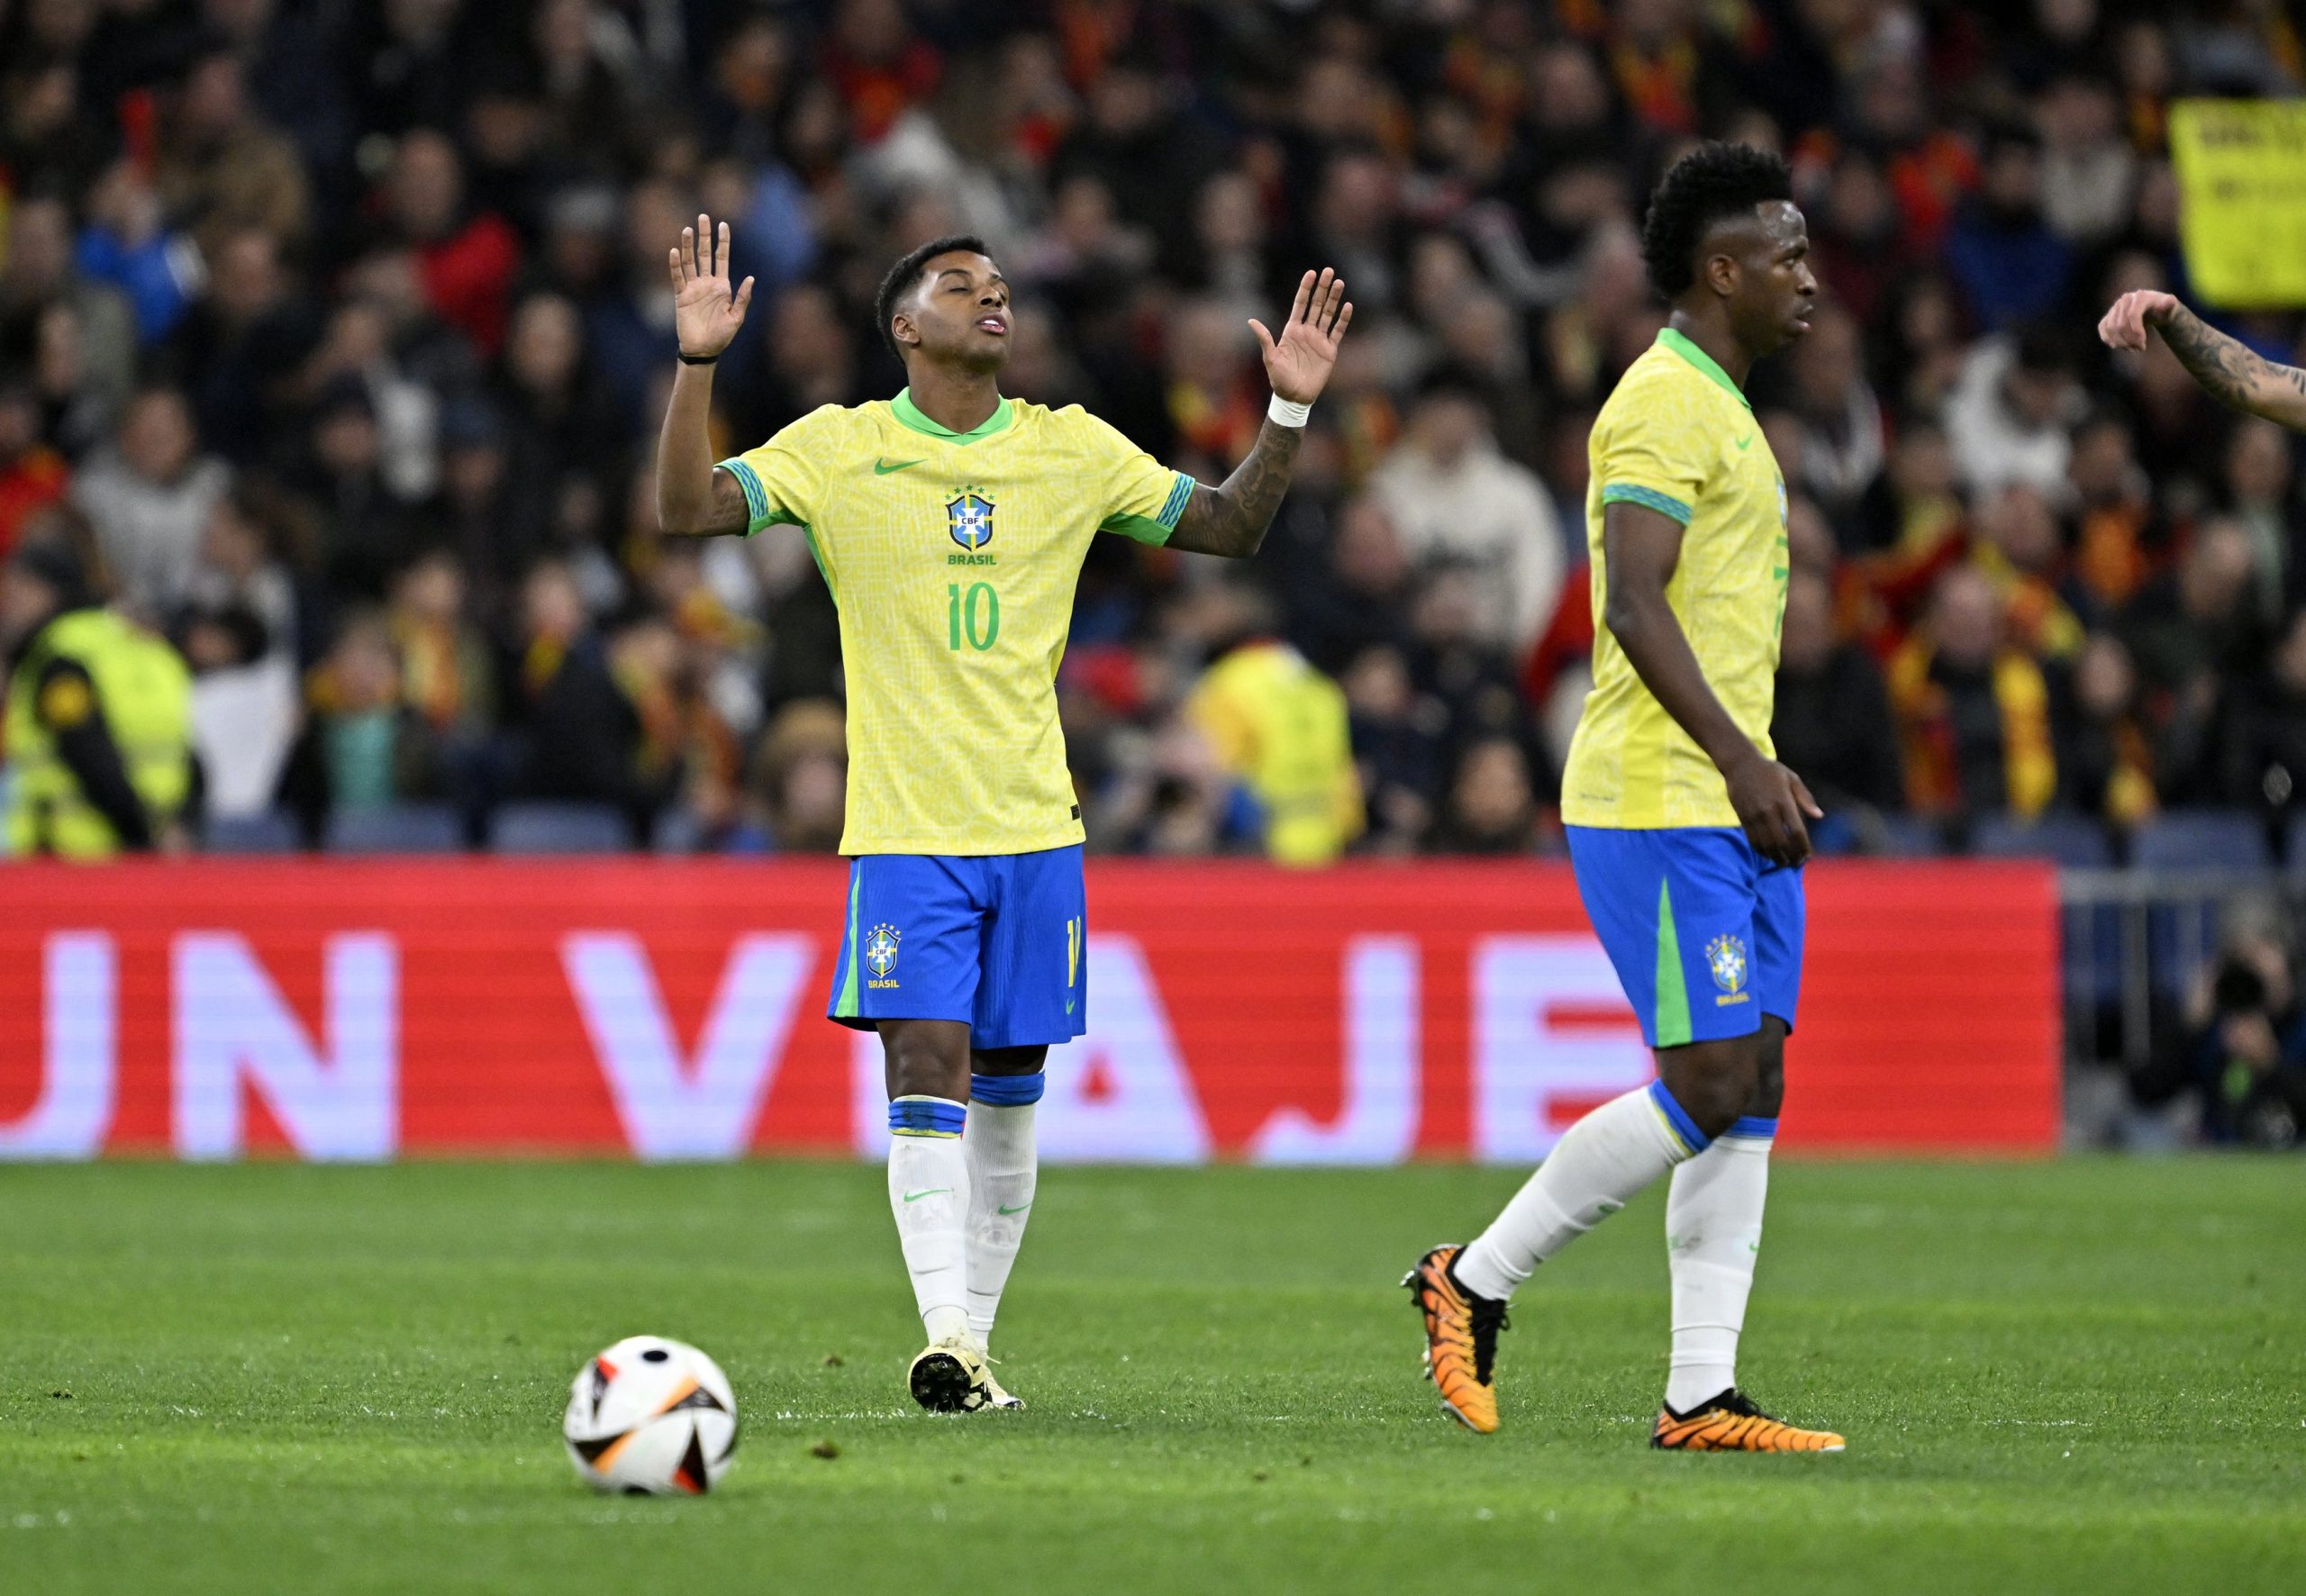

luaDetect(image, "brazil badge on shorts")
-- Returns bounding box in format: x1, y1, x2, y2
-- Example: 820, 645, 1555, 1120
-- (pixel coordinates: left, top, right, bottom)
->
828, 844, 1087, 1049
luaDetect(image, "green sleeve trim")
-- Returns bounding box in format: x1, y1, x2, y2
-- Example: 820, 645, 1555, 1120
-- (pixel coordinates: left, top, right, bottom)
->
1103, 511, 1175, 546
1156, 471, 1194, 529
717, 458, 803, 537
1653, 876, 1693, 1048
715, 457, 824, 590
1601, 484, 1694, 525
717, 458, 766, 531
1101, 472, 1194, 544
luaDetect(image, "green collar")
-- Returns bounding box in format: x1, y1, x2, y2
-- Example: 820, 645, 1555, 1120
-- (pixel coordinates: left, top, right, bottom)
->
890, 388, 1013, 444
1657, 328, 1750, 411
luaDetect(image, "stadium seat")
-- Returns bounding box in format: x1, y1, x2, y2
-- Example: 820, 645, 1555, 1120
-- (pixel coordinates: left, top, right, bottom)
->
1806, 812, 1861, 856
491, 802, 631, 854
2128, 811, 2273, 873
2120, 812, 2271, 1005
2284, 811, 2306, 873
651, 808, 704, 854
202, 810, 301, 854
1868, 814, 1943, 857
323, 804, 463, 854
1971, 812, 2115, 869
1968, 813, 2122, 1014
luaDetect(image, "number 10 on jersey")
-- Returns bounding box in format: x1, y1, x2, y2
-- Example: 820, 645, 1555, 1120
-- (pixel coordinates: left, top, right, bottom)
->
947, 582, 1000, 651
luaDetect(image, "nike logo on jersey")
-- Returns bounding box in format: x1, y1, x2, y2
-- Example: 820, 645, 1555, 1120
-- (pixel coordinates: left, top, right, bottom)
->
902, 1187, 952, 1202
874, 458, 926, 475
997, 1202, 1033, 1215
1733, 434, 1755, 450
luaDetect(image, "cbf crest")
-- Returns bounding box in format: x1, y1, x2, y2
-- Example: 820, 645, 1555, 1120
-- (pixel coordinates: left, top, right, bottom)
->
1705, 933, 1748, 1001
948, 489, 994, 551
865, 923, 901, 988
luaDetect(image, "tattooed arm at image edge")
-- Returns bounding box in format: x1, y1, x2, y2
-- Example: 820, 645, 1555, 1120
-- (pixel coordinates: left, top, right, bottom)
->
2154, 304, 2306, 431
1166, 419, 1304, 558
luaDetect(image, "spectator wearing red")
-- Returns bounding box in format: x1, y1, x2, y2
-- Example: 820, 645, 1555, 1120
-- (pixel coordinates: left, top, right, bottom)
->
1968, 483, 2091, 664
1594, 0, 1739, 139
2066, 410, 2163, 613
0, 379, 68, 563
1889, 566, 2057, 820
381, 130, 521, 358
821, 0, 942, 143
1795, 58, 1977, 259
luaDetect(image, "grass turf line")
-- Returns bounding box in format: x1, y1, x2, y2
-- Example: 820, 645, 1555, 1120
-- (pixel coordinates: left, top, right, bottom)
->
2, 1158, 2301, 1594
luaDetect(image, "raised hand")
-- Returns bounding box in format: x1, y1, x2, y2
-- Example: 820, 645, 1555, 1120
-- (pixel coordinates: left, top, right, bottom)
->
668, 213, 755, 360
2098, 288, 2180, 351
2099, 287, 2306, 429
1250, 268, 1354, 404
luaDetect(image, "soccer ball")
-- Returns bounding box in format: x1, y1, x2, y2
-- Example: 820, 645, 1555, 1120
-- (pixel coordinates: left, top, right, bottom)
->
562, 1336, 739, 1495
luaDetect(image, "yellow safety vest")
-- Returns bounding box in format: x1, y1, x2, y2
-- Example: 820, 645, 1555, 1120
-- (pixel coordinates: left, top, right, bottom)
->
1186, 641, 1364, 866
5, 607, 193, 858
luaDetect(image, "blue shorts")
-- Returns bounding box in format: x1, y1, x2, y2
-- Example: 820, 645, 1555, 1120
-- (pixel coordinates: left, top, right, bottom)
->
827, 845, 1087, 1050
1565, 826, 1803, 1049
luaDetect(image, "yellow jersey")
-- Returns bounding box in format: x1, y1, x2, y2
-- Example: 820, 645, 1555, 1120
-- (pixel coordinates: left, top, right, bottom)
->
720, 389, 1194, 856
1562, 328, 1790, 830
1185, 640, 1363, 866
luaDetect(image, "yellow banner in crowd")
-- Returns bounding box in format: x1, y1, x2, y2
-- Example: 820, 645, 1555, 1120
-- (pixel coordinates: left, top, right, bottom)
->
2172, 98, 2306, 309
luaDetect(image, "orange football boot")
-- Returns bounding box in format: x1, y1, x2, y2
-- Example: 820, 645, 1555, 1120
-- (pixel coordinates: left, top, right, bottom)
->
1651, 1388, 1845, 1452
1402, 1244, 1509, 1434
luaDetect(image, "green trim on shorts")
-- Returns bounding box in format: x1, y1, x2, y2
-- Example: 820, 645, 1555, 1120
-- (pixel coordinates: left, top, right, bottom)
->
1654, 876, 1693, 1047
834, 870, 863, 1019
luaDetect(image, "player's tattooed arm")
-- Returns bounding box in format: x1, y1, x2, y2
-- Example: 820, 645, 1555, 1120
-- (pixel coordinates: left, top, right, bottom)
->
681, 468, 752, 538
657, 213, 756, 537
1167, 267, 1352, 558
2157, 307, 2306, 428
2099, 290, 2306, 431
1601, 501, 1821, 867
1167, 422, 1303, 558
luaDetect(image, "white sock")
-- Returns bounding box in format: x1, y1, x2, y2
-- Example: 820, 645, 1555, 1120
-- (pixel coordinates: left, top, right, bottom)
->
963, 1097, 1039, 1350
886, 1096, 971, 1345
1664, 1117, 1774, 1414
1453, 1082, 1706, 1301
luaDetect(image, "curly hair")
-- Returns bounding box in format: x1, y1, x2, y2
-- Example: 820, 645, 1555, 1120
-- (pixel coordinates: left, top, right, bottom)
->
874, 233, 993, 365
1638, 143, 1793, 300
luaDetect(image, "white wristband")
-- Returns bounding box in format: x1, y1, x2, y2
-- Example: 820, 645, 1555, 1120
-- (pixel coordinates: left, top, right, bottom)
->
1266, 394, 1312, 428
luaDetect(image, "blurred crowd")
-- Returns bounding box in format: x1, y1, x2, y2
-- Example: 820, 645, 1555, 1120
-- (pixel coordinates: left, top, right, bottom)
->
5, 0, 2306, 877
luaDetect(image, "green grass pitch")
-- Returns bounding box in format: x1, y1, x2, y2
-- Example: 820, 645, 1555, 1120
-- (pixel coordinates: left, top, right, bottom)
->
3, 1157, 2301, 1594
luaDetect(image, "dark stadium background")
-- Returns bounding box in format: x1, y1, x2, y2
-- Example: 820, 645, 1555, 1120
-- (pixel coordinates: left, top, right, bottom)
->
1, 0, 2303, 1150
